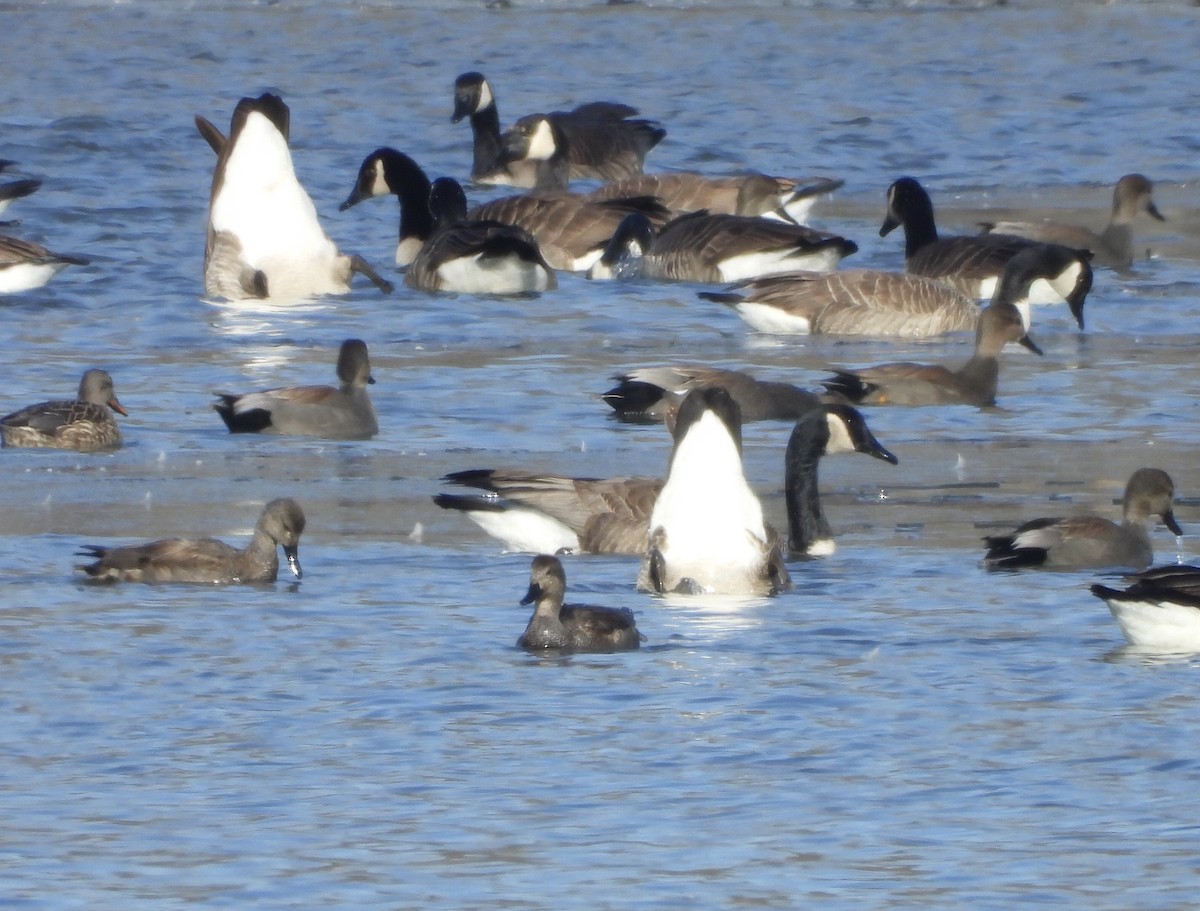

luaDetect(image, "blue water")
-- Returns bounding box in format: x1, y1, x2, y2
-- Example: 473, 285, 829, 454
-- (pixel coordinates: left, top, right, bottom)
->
2, 1, 1200, 908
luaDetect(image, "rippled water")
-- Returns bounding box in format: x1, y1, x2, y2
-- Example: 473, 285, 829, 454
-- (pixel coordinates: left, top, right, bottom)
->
3, 1, 1200, 908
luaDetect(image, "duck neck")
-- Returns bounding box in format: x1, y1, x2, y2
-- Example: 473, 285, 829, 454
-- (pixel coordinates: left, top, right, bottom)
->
955, 355, 1000, 405
240, 529, 280, 582
785, 416, 832, 553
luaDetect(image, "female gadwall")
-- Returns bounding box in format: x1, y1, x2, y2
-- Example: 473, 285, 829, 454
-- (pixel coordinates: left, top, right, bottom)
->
518, 555, 643, 652
214, 339, 378, 440
0, 368, 125, 451
78, 497, 305, 584
985, 468, 1182, 571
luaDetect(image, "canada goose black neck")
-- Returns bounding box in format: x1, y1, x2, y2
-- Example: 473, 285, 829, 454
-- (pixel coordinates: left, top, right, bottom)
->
785, 406, 898, 554
340, 148, 435, 247
452, 72, 505, 178
429, 177, 469, 230
881, 176, 939, 259
994, 244, 1093, 330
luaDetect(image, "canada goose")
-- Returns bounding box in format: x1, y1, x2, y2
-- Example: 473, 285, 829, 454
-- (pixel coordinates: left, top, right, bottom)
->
588, 173, 844, 224
0, 234, 89, 293
0, 176, 41, 225
214, 339, 378, 439
0, 369, 126, 452
196, 93, 392, 301
434, 403, 893, 558
702, 242, 1091, 336
518, 554, 643, 652
339, 147, 434, 266
881, 176, 1093, 307
588, 210, 858, 283
639, 387, 790, 596
981, 173, 1165, 271
77, 498, 305, 584
821, 249, 1056, 407
1090, 564, 1200, 651
467, 191, 672, 273
452, 72, 665, 187
985, 468, 1182, 570
410, 177, 556, 293
602, 365, 824, 424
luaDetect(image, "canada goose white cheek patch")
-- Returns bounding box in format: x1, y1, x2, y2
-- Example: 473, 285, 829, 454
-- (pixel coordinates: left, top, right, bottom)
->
524, 119, 558, 162
823, 412, 856, 454
478, 81, 493, 111
1046, 260, 1084, 304
370, 159, 389, 197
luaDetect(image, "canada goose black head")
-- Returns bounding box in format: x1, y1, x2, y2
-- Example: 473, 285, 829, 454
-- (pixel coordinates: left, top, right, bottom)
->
588, 211, 656, 280
429, 177, 469, 230
452, 71, 493, 122
995, 244, 1093, 330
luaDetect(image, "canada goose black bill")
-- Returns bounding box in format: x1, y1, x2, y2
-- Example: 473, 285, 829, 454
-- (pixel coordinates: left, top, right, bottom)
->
518, 555, 643, 652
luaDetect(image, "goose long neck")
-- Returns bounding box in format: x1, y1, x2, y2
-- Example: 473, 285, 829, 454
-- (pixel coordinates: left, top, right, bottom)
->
785, 420, 831, 553
470, 105, 504, 175
903, 200, 939, 259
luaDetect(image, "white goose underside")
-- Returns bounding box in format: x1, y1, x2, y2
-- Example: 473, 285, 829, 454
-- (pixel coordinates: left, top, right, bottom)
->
717, 246, 844, 283
209, 111, 345, 298
1106, 598, 1200, 653
435, 254, 553, 294
0, 261, 66, 293
732, 301, 813, 334
461, 506, 580, 554
646, 411, 772, 594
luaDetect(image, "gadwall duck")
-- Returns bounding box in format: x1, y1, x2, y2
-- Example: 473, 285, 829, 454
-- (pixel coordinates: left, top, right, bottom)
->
638, 387, 790, 596
78, 497, 305, 584
703, 242, 1091, 337
588, 173, 843, 225
982, 174, 1164, 271
340, 151, 555, 291
985, 468, 1182, 571
518, 555, 643, 652
602, 365, 824, 425
821, 247, 1051, 407
196, 92, 392, 301
881, 176, 1093, 308
0, 369, 125, 452
435, 402, 896, 559
1090, 564, 1200, 652
214, 339, 378, 439
587, 209, 857, 283
452, 73, 665, 187
0, 235, 89, 293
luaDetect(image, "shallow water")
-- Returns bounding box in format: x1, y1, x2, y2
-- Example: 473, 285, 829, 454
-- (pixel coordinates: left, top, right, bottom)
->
3, 1, 1200, 908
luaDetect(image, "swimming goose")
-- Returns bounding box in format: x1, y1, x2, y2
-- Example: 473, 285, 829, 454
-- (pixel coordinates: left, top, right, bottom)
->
587, 173, 844, 224
985, 468, 1182, 570
0, 234, 89, 293
406, 177, 556, 293
434, 402, 894, 558
196, 92, 392, 301
0, 368, 126, 452
452, 72, 665, 187
602, 365, 824, 424
638, 387, 790, 596
340, 147, 436, 266
1090, 564, 1200, 651
981, 173, 1165, 271
78, 498, 305, 584
518, 554, 643, 652
214, 338, 378, 439
821, 249, 1054, 407
702, 242, 1091, 336
881, 176, 1093, 307
467, 190, 671, 273
587, 210, 858, 283
0, 176, 41, 225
